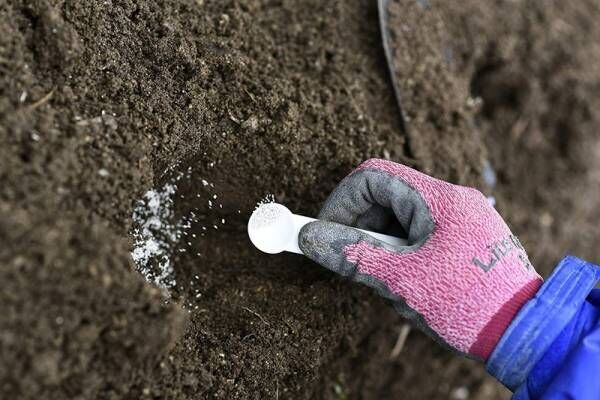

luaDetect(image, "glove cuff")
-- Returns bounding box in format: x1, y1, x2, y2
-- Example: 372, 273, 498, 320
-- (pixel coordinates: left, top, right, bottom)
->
469, 278, 541, 360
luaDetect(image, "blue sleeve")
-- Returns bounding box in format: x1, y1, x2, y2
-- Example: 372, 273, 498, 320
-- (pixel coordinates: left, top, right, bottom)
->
486, 256, 600, 400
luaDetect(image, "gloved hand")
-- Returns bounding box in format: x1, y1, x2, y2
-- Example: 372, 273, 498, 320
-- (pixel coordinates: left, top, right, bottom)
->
299, 159, 543, 360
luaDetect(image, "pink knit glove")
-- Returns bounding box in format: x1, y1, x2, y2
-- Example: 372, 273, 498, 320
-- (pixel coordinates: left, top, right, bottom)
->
299, 159, 543, 360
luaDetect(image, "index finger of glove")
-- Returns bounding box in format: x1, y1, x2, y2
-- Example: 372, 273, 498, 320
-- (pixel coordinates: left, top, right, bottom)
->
299, 220, 393, 278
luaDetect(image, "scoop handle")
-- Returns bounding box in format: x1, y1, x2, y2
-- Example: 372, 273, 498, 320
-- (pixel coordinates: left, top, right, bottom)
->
286, 213, 408, 254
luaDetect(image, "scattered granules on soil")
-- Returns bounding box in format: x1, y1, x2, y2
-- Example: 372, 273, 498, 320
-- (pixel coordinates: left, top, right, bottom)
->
131, 182, 185, 292
131, 164, 233, 292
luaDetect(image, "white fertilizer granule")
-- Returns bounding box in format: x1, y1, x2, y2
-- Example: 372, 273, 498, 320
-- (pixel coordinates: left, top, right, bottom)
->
249, 202, 285, 230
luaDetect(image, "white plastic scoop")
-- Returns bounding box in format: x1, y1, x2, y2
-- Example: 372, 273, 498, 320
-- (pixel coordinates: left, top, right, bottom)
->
248, 202, 407, 254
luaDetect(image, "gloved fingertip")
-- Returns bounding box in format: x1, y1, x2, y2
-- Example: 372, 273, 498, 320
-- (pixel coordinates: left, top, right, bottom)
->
298, 220, 326, 256
299, 220, 372, 277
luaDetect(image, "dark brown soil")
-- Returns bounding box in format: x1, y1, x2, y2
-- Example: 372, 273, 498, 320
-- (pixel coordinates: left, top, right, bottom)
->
1, 0, 600, 399
386, 0, 485, 184
437, 0, 600, 274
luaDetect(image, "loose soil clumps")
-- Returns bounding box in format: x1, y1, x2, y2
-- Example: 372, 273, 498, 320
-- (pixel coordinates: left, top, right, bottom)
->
2, 0, 600, 399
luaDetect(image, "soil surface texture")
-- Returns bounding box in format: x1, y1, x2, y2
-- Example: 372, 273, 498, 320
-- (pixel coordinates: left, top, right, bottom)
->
2, 0, 600, 399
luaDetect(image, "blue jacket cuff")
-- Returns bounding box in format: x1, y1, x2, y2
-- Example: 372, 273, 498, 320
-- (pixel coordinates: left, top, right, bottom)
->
486, 255, 600, 391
